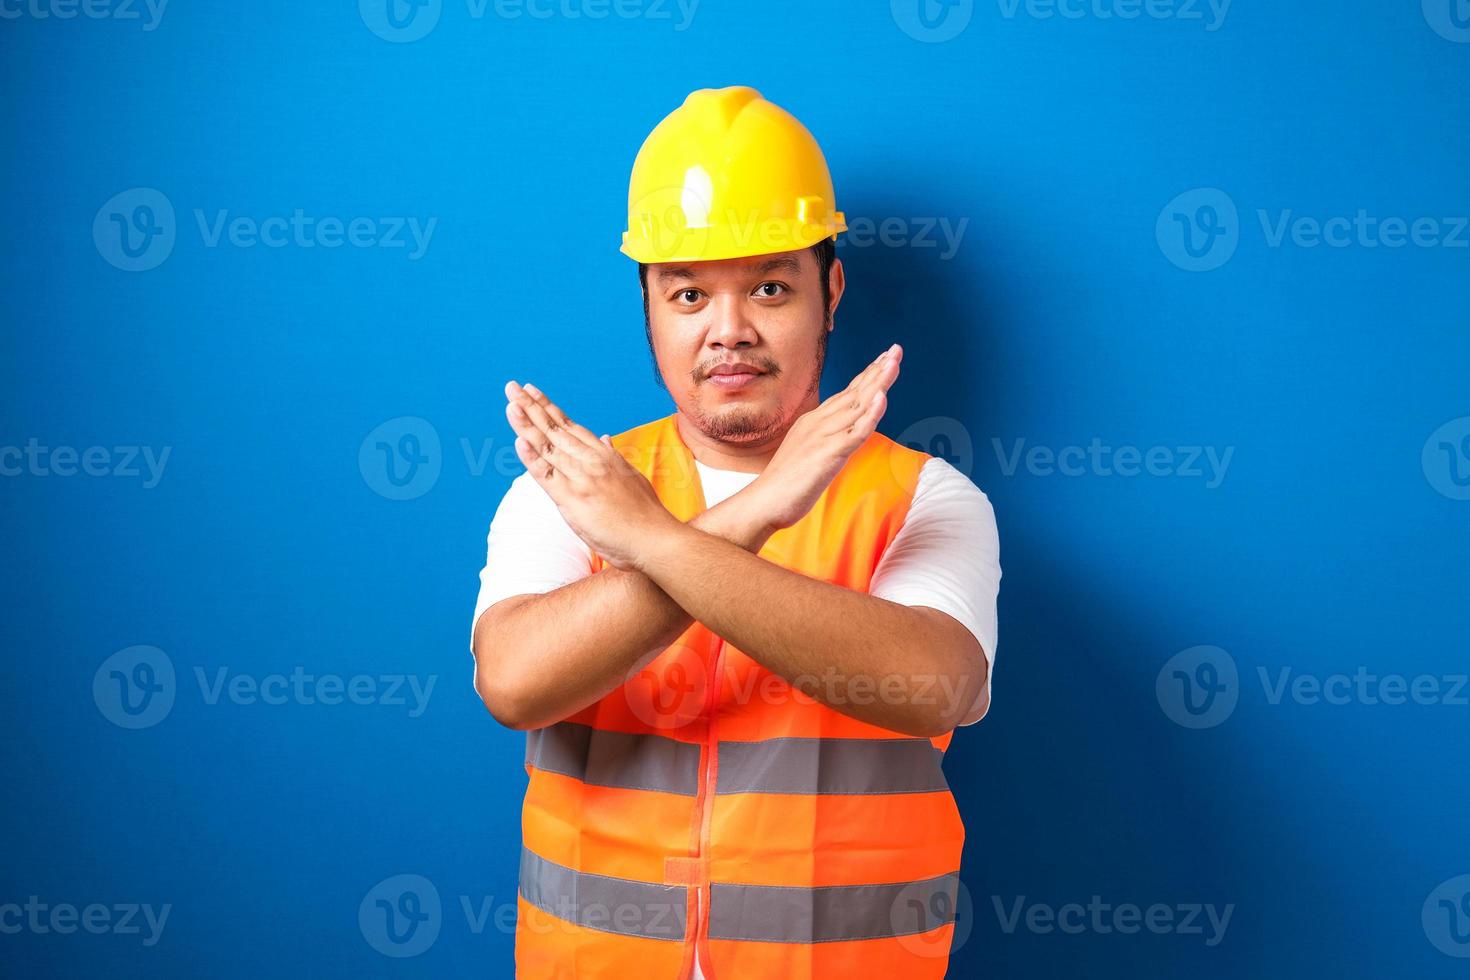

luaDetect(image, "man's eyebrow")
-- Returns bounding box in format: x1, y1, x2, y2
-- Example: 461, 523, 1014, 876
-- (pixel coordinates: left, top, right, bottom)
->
655, 265, 699, 286
754, 256, 804, 277
654, 255, 804, 287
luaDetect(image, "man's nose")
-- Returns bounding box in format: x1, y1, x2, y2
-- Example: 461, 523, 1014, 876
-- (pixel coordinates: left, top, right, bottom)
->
705, 295, 759, 349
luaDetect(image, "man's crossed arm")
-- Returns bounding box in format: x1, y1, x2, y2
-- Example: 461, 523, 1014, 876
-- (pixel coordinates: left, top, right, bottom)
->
472, 345, 989, 738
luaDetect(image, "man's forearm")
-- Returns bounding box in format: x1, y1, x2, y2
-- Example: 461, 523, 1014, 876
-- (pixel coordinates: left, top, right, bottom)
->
474, 494, 776, 730
635, 521, 986, 737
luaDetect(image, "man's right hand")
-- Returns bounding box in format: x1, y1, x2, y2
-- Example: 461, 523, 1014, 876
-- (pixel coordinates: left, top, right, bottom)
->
741, 343, 903, 534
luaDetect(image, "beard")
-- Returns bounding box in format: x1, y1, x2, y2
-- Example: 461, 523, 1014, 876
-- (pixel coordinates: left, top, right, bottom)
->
692, 401, 784, 442
686, 326, 828, 443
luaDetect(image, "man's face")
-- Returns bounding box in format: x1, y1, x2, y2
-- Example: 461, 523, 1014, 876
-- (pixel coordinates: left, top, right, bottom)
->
645, 248, 843, 445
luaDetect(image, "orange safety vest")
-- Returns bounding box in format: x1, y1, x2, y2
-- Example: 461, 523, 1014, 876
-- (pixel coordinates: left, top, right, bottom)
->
515, 412, 965, 979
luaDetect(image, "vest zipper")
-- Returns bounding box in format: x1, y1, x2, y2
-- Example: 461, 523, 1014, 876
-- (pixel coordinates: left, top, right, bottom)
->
693, 637, 727, 978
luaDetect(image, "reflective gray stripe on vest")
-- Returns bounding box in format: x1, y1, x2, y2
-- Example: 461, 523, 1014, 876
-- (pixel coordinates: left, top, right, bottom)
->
709, 872, 960, 943
716, 736, 950, 795
525, 722, 701, 796
518, 847, 688, 941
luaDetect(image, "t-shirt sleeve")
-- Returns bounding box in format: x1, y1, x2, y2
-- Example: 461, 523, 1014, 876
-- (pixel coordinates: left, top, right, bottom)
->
469, 472, 595, 650
867, 457, 1001, 726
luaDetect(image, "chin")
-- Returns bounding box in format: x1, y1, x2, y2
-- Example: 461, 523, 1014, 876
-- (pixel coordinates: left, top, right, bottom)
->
692, 398, 784, 441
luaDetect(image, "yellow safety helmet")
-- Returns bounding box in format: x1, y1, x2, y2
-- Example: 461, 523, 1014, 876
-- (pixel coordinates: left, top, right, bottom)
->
620, 86, 847, 264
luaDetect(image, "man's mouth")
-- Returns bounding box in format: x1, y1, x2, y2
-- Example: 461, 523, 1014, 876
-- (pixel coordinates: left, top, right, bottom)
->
706, 362, 766, 391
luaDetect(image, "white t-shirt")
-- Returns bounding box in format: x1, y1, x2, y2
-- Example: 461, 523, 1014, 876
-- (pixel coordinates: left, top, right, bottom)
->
470, 456, 1001, 725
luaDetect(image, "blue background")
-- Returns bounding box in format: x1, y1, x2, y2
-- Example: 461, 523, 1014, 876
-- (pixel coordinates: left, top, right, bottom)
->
2, 0, 1467, 976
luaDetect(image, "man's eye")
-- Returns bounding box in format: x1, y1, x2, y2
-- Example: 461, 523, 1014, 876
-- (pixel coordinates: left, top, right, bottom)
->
753, 282, 786, 298
676, 289, 703, 304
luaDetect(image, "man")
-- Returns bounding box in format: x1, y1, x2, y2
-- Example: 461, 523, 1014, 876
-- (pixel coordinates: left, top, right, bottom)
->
471, 86, 1001, 979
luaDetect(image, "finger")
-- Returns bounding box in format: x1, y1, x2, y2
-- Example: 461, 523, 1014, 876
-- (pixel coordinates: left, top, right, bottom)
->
822, 344, 899, 422
505, 398, 562, 466
820, 350, 898, 430
506, 401, 586, 483
513, 434, 560, 485
843, 349, 903, 424
514, 382, 603, 468
850, 344, 903, 400
520, 382, 600, 449
599, 434, 636, 471
508, 382, 594, 468
841, 343, 901, 397
869, 346, 902, 394
845, 387, 888, 438
519, 383, 633, 477
840, 345, 893, 399
504, 387, 543, 442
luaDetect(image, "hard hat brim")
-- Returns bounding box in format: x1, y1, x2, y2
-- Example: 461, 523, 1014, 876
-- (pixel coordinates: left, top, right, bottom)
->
620, 214, 847, 265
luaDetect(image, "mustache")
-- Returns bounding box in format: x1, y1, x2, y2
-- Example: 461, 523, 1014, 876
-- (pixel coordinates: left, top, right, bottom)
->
694, 357, 781, 382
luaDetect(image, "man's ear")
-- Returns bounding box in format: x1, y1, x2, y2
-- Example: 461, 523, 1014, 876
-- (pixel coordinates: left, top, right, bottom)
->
828, 256, 846, 324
